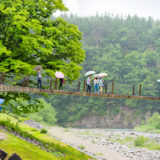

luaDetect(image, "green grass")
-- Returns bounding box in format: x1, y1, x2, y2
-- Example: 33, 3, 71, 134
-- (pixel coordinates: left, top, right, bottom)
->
0, 113, 94, 160
134, 136, 149, 147
0, 130, 58, 160
117, 136, 134, 144
135, 125, 160, 134
106, 134, 160, 150
145, 142, 160, 150
134, 136, 160, 150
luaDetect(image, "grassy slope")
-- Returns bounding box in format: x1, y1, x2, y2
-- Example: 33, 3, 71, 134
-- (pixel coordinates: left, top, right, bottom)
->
0, 130, 58, 160
0, 113, 94, 160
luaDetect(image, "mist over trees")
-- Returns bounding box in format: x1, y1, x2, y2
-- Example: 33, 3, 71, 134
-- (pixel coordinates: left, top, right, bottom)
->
50, 14, 160, 125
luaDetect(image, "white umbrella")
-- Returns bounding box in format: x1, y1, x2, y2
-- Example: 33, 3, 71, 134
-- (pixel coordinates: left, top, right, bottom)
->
157, 79, 160, 82
85, 71, 96, 76
99, 73, 108, 77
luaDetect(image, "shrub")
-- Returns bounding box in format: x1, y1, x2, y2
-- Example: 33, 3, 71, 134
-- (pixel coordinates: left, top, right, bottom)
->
29, 99, 57, 125
134, 136, 148, 147
78, 145, 85, 150
40, 128, 48, 134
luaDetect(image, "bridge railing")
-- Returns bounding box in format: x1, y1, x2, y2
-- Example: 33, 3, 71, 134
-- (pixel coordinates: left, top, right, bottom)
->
1, 74, 160, 98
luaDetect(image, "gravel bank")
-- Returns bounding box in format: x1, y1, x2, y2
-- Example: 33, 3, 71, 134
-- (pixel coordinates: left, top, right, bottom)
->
48, 127, 160, 160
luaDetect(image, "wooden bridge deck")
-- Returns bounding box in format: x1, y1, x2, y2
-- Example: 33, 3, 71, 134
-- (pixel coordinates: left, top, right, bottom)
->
0, 84, 160, 101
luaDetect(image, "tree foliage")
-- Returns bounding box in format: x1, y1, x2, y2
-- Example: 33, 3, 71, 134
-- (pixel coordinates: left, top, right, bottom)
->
29, 99, 57, 125
0, 0, 85, 81
0, 0, 85, 113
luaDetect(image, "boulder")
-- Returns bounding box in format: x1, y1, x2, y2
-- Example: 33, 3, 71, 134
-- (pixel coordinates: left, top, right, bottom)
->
0, 149, 7, 160
8, 153, 22, 160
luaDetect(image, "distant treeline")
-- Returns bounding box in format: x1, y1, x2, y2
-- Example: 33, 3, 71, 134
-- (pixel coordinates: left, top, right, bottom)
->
49, 14, 160, 126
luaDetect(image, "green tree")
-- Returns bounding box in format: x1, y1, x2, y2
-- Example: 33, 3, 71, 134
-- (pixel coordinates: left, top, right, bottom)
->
0, 0, 85, 113
0, 0, 85, 81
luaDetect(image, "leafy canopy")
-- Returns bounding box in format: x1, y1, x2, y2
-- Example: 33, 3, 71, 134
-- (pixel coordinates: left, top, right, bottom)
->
0, 0, 85, 80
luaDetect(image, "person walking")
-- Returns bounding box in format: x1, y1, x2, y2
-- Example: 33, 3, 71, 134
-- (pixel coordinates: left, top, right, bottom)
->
94, 77, 99, 93
86, 75, 92, 92
37, 69, 42, 89
99, 77, 104, 93
59, 78, 64, 90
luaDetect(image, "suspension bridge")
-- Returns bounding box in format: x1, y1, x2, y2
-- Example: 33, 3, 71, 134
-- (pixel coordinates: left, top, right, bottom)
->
0, 82, 160, 101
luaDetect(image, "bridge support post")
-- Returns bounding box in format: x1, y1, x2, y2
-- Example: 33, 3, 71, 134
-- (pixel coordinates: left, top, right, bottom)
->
139, 84, 141, 96
132, 84, 135, 96
55, 78, 57, 90
23, 77, 26, 87
78, 81, 80, 91
0, 73, 5, 84
112, 81, 114, 94
83, 80, 86, 92
105, 83, 107, 93
50, 79, 53, 91
27, 76, 29, 87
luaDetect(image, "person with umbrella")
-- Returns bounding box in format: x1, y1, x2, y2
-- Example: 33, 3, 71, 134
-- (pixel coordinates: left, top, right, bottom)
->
99, 76, 104, 93
99, 73, 108, 93
94, 76, 99, 93
85, 71, 95, 93
55, 72, 64, 90
86, 75, 92, 92
59, 78, 64, 90
37, 69, 42, 89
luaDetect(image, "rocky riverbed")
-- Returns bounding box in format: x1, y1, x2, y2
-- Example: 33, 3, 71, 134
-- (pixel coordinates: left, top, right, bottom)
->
48, 127, 160, 160
21, 120, 160, 160
71, 129, 160, 160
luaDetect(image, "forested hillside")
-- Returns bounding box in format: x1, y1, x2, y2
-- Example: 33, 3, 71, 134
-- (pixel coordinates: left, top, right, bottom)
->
48, 14, 160, 127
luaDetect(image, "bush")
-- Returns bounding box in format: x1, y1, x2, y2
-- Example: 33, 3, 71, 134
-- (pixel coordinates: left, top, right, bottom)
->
135, 112, 160, 133
40, 128, 48, 134
78, 145, 85, 150
134, 136, 148, 147
29, 99, 57, 125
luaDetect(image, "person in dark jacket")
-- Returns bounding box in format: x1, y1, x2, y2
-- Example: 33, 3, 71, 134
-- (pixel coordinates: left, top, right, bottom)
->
59, 78, 64, 90
37, 69, 42, 89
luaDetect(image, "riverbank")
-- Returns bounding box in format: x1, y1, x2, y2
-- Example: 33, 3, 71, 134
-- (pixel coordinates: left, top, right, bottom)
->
48, 127, 160, 160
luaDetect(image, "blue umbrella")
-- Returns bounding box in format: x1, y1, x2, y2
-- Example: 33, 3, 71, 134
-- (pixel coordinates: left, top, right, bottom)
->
0, 98, 4, 104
